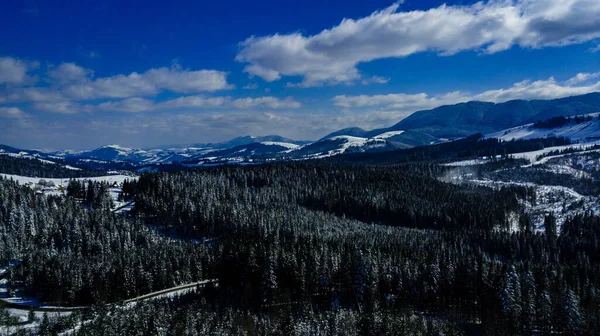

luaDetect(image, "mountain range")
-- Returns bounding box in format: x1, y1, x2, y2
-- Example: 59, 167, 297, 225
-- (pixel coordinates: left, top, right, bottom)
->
2, 92, 600, 168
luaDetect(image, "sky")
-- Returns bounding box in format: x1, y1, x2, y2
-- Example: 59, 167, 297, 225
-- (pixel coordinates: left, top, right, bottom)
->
1, 0, 600, 150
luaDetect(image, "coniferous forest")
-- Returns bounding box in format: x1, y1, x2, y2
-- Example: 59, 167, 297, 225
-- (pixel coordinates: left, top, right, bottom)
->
0, 161, 598, 335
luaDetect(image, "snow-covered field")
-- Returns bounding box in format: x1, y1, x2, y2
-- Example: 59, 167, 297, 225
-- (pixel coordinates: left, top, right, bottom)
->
0, 173, 137, 187
442, 157, 498, 167
0, 173, 135, 188
0, 173, 137, 212
260, 141, 299, 149
372, 130, 405, 140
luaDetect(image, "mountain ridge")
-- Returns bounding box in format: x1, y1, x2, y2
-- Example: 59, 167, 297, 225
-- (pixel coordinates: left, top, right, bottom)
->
324, 92, 600, 146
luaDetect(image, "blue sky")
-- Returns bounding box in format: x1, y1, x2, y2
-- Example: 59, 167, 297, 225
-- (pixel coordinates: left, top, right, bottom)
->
1, 0, 600, 149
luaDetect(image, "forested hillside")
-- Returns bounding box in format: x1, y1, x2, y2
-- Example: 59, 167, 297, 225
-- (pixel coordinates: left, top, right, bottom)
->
0, 162, 599, 334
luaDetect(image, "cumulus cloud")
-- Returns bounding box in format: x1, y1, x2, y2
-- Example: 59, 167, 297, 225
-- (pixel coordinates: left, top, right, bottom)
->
61, 66, 233, 100
0, 107, 27, 119
237, 0, 600, 87
0, 57, 39, 85
334, 74, 600, 112
1, 61, 233, 103
48, 63, 94, 83
0, 60, 238, 114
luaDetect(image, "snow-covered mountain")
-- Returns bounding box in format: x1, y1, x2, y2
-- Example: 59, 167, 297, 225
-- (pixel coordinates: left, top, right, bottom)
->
282, 132, 406, 160
324, 93, 600, 147
0, 145, 63, 164
41, 131, 412, 167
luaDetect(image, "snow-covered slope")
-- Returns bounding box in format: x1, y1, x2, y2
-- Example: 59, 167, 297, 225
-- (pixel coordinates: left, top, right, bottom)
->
280, 131, 406, 160
487, 113, 600, 142
372, 130, 405, 140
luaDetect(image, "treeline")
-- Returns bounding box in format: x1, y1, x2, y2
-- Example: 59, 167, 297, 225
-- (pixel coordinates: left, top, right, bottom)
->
0, 155, 106, 178
533, 115, 595, 129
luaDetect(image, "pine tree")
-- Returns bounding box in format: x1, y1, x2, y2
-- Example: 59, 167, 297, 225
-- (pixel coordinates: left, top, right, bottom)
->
563, 289, 585, 334
501, 265, 522, 330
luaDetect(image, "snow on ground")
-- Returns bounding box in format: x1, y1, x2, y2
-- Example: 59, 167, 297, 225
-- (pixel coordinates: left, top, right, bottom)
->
372, 130, 405, 140
0, 174, 137, 212
539, 164, 592, 179
465, 179, 599, 232
330, 135, 370, 148
0, 152, 58, 165
0, 173, 135, 189
509, 141, 600, 163
444, 162, 600, 232
261, 141, 300, 149
525, 148, 600, 166
443, 142, 600, 167
300, 135, 388, 159
108, 187, 133, 211
0, 277, 83, 310
64, 165, 81, 170
442, 157, 498, 167
0, 310, 70, 335
487, 113, 600, 142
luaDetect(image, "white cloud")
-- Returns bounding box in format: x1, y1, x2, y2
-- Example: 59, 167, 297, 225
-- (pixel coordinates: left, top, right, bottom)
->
5, 87, 66, 103
0, 61, 234, 105
94, 98, 156, 113
565, 72, 600, 85
334, 92, 441, 108
0, 57, 39, 85
362, 76, 390, 85
160, 96, 227, 109
591, 45, 600, 52
62, 66, 233, 100
232, 96, 301, 109
48, 63, 93, 83
0, 107, 27, 119
33, 101, 82, 114
472, 77, 600, 102
334, 74, 600, 112
237, 0, 600, 87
